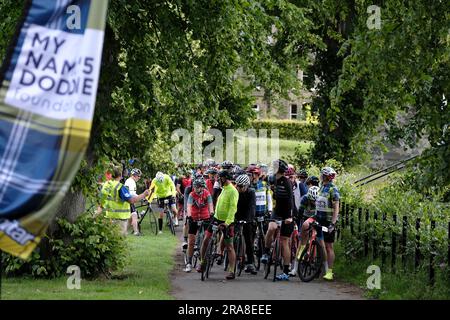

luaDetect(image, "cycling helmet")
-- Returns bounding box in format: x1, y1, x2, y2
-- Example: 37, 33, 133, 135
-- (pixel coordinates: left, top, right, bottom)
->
155, 172, 164, 182
204, 158, 216, 168
307, 186, 320, 201
206, 167, 218, 175
306, 175, 319, 186
246, 164, 261, 175
284, 167, 296, 177
193, 177, 206, 188
218, 169, 233, 180
272, 159, 289, 173
258, 163, 268, 175
235, 174, 250, 187
297, 169, 308, 178
130, 168, 142, 176
321, 167, 336, 180
221, 160, 234, 170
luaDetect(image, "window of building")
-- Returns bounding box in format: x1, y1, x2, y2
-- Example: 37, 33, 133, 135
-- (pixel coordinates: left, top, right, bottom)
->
290, 104, 298, 119
253, 105, 260, 119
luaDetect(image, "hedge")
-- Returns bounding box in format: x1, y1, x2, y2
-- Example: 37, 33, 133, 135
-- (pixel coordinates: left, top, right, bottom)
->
251, 119, 318, 141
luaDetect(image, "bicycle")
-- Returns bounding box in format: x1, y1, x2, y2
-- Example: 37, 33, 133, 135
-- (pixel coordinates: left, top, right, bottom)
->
201, 222, 224, 281
290, 218, 300, 268
296, 218, 326, 282
162, 199, 176, 236
263, 219, 283, 282
253, 215, 267, 271
233, 220, 248, 277
135, 200, 158, 235
182, 219, 207, 269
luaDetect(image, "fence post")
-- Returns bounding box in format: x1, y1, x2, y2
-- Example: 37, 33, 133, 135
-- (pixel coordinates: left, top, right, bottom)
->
373, 212, 378, 261
350, 206, 354, 235
402, 216, 407, 270
364, 209, 369, 257
381, 212, 386, 266
358, 207, 362, 235
415, 218, 421, 270
392, 214, 397, 273
345, 204, 349, 230
430, 220, 436, 286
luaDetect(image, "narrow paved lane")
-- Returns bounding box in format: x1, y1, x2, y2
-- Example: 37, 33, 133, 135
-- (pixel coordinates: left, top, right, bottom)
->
169, 225, 364, 300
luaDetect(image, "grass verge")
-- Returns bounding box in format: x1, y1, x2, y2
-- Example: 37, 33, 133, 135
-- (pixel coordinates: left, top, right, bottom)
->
333, 243, 450, 300
2, 228, 178, 300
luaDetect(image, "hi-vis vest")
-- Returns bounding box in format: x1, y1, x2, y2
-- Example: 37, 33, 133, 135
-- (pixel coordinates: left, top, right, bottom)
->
101, 180, 130, 220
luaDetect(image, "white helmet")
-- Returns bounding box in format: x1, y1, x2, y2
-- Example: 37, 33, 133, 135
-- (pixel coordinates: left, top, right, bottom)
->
155, 172, 164, 182
131, 168, 142, 176
321, 167, 336, 180
235, 174, 250, 187
307, 186, 320, 201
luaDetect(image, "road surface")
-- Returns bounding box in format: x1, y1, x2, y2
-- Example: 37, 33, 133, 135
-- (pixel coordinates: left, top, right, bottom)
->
170, 225, 364, 300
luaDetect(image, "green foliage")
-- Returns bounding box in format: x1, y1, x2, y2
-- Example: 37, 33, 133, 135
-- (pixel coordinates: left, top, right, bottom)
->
2, 213, 127, 278
251, 119, 318, 141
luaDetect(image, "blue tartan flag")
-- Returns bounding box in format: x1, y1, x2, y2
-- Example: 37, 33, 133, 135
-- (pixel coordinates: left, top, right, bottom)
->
0, 0, 109, 259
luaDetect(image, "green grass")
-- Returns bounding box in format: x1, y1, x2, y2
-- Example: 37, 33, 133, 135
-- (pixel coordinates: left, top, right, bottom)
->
333, 243, 450, 300
2, 228, 178, 300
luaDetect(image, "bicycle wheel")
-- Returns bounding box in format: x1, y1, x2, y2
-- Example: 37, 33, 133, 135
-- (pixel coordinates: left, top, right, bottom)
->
223, 249, 228, 271
272, 239, 280, 282
166, 211, 176, 236
206, 237, 217, 279
298, 240, 324, 282
263, 253, 271, 279
201, 238, 214, 281
290, 233, 299, 266
254, 229, 264, 271
149, 211, 158, 235
237, 235, 246, 277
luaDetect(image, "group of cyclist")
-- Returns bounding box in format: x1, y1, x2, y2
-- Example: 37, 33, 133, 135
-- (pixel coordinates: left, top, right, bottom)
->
100, 157, 340, 282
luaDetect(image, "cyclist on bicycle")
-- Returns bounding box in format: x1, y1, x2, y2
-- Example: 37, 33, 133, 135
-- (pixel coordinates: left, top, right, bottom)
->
198, 169, 238, 280
261, 159, 294, 281
316, 167, 340, 281
235, 174, 257, 275
248, 165, 272, 219
184, 177, 213, 272
289, 185, 320, 276
148, 171, 179, 234
124, 168, 143, 236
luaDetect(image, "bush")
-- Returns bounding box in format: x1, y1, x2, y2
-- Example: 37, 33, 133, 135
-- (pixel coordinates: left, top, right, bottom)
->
251, 119, 318, 141
2, 213, 127, 278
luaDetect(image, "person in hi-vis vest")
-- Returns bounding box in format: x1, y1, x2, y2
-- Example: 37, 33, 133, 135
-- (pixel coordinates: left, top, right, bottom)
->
100, 166, 149, 235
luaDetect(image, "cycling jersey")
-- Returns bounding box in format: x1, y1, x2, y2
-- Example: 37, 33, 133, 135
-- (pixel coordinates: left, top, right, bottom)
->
299, 195, 316, 218
124, 177, 137, 196
206, 178, 215, 197
251, 180, 273, 217
149, 174, 177, 199
235, 187, 256, 222
188, 189, 213, 221
214, 183, 238, 226
273, 175, 293, 219
316, 182, 340, 222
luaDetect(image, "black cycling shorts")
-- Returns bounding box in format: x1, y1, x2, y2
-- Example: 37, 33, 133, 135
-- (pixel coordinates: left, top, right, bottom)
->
316, 217, 336, 243
270, 212, 294, 237
188, 217, 211, 235
157, 196, 176, 208
205, 218, 234, 244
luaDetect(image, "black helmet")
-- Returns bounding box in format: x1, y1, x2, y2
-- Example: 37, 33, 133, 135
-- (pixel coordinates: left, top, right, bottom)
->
297, 169, 308, 178
273, 159, 289, 173
221, 160, 234, 170
193, 177, 206, 188
206, 167, 218, 175
218, 169, 233, 180
306, 175, 319, 186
